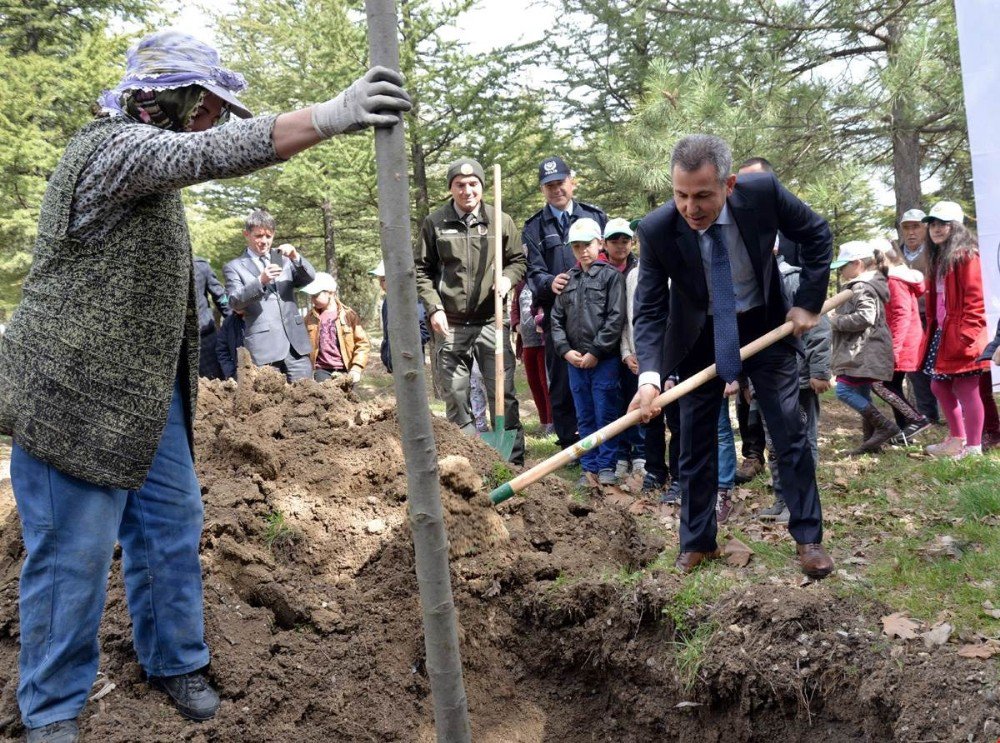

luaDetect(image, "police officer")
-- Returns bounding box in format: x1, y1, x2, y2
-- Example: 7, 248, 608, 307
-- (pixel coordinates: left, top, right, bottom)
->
523, 156, 607, 449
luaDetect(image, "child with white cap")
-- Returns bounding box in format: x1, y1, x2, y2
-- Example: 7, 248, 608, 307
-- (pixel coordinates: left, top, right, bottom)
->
301, 272, 371, 384
550, 218, 626, 487
828, 240, 900, 453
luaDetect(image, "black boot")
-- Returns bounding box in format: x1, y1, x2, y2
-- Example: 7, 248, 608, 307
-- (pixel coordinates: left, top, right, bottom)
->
852, 405, 900, 454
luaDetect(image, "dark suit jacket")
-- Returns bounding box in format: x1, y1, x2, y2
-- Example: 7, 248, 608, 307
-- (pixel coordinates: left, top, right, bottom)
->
633, 172, 832, 380
223, 252, 316, 365
194, 257, 230, 335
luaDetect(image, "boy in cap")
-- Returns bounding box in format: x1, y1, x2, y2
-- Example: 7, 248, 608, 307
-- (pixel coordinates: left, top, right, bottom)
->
550, 218, 626, 486
414, 157, 526, 464
300, 272, 370, 384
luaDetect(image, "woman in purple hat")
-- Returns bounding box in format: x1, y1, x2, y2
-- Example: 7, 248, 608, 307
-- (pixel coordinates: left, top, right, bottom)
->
0, 30, 408, 742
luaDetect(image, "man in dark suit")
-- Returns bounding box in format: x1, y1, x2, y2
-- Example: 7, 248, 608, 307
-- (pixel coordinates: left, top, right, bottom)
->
632, 134, 834, 579
193, 256, 230, 379
224, 209, 316, 382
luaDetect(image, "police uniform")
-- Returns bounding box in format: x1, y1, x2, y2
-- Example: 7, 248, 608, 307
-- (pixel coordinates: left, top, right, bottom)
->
523, 157, 607, 448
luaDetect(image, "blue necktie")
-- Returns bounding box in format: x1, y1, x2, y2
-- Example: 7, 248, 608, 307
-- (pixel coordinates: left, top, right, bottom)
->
559, 212, 570, 235
707, 224, 742, 383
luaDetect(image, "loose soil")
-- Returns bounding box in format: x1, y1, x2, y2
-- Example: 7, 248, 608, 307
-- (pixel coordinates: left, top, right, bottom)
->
0, 361, 996, 742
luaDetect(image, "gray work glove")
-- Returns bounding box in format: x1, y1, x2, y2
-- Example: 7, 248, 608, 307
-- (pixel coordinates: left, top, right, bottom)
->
311, 66, 411, 137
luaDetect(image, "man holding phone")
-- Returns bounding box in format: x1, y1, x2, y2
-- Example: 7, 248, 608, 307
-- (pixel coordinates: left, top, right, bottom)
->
224, 208, 317, 381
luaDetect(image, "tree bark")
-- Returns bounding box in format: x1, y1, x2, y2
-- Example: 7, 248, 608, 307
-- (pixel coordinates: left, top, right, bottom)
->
887, 21, 923, 219
891, 98, 923, 218
365, 2, 472, 741
321, 198, 337, 277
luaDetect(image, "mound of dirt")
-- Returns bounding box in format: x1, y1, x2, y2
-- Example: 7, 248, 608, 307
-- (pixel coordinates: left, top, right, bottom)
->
0, 364, 995, 742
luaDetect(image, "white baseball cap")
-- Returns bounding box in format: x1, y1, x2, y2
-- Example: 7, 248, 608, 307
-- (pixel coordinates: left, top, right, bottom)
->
899, 208, 925, 224
299, 271, 338, 295
603, 218, 634, 239
923, 201, 964, 224
369, 260, 386, 277
567, 217, 603, 245
830, 240, 874, 269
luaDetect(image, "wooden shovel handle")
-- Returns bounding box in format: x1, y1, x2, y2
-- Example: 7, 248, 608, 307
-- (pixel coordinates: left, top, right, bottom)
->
489, 288, 853, 504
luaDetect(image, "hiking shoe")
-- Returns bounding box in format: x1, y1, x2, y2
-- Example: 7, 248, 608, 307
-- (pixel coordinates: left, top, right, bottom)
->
660, 480, 681, 505
27, 721, 78, 743
576, 474, 595, 489
150, 672, 220, 722
614, 460, 631, 479
734, 456, 764, 484
542, 423, 555, 437
598, 468, 618, 486
925, 436, 965, 458
716, 488, 733, 524
632, 458, 647, 479
891, 419, 932, 445
640, 472, 665, 496
759, 499, 787, 521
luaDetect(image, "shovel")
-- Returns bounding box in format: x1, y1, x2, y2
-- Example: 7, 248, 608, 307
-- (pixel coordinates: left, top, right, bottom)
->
489, 288, 854, 504
479, 164, 517, 460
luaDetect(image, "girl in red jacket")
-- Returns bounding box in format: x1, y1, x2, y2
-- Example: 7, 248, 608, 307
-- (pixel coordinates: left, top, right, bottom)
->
877, 246, 932, 442
918, 201, 991, 458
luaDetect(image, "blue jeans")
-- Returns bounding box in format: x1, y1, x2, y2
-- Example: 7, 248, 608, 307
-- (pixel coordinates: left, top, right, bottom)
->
568, 357, 621, 472
617, 360, 644, 461
836, 380, 872, 413
717, 402, 736, 490
12, 379, 209, 728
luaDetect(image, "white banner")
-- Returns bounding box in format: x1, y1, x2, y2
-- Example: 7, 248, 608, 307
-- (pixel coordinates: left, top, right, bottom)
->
955, 0, 1000, 385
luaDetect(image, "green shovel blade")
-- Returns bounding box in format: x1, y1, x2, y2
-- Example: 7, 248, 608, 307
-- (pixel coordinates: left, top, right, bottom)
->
480, 414, 516, 461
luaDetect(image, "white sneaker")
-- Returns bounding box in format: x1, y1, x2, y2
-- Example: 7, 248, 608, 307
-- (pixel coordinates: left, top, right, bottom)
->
614, 460, 630, 479
953, 445, 983, 460
925, 436, 965, 457
632, 458, 647, 479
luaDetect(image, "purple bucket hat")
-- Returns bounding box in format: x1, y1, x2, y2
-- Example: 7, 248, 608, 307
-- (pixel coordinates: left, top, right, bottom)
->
99, 30, 252, 119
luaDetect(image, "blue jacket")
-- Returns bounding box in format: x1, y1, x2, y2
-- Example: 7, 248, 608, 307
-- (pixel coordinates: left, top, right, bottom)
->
523, 201, 607, 316
634, 172, 832, 381
216, 313, 246, 380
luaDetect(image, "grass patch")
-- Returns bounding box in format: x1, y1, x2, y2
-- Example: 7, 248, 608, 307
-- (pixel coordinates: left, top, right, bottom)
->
662, 570, 736, 633
672, 621, 716, 691
823, 448, 1000, 632
264, 509, 299, 551
484, 461, 515, 490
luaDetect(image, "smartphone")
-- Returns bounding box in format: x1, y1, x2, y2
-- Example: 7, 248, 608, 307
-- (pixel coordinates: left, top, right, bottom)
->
269, 247, 283, 266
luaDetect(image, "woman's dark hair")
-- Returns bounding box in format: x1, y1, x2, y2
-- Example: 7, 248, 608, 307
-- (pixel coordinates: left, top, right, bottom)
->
928, 220, 978, 280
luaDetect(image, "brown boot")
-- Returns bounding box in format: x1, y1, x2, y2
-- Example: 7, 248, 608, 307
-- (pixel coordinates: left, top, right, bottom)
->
851, 405, 899, 455
796, 543, 834, 579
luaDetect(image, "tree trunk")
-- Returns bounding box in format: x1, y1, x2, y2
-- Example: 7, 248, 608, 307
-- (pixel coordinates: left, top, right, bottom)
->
887, 21, 923, 219
891, 99, 923, 218
364, 2, 472, 741
321, 198, 337, 276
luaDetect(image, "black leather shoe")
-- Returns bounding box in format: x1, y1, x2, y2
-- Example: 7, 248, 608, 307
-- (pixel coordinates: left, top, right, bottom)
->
151, 672, 220, 721
26, 720, 78, 743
